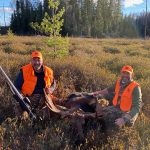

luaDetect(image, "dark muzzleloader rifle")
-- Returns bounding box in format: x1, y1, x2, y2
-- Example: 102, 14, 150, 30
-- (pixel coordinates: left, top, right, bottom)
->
0, 66, 36, 120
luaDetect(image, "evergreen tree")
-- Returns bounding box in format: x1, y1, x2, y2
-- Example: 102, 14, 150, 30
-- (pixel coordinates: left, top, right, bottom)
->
81, 0, 94, 37
119, 15, 138, 38
10, 0, 141, 38
92, 0, 104, 37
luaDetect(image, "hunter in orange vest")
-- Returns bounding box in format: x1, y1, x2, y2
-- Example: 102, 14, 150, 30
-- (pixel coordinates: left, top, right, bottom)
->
93, 65, 142, 128
112, 77, 139, 112
14, 51, 56, 120
21, 63, 53, 96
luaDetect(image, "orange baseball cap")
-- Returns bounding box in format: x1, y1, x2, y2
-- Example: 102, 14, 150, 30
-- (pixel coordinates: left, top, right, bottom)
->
121, 65, 133, 74
31, 51, 43, 60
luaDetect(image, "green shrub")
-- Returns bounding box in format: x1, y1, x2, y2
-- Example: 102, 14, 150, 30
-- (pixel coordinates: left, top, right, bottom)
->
46, 36, 69, 57
7, 28, 14, 39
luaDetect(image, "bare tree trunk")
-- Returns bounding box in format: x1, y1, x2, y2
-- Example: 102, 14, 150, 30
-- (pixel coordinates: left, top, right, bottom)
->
145, 0, 147, 40
3, 1, 6, 27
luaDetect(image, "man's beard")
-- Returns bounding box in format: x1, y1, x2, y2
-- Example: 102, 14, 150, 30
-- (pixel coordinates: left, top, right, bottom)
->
121, 76, 131, 86
33, 65, 42, 72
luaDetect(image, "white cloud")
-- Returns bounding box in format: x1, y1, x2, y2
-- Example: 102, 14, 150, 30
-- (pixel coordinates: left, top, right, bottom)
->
124, 0, 144, 8
0, 7, 14, 13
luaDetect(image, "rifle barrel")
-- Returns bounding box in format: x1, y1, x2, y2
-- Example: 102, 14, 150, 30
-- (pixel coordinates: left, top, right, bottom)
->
0, 66, 36, 120
0, 66, 23, 100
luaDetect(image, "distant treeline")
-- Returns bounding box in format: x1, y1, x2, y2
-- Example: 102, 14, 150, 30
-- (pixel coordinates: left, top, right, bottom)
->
9, 0, 150, 38
0, 27, 9, 35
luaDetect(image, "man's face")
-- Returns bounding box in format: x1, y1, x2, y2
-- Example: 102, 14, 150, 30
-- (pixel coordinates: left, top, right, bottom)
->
121, 71, 132, 83
31, 57, 43, 72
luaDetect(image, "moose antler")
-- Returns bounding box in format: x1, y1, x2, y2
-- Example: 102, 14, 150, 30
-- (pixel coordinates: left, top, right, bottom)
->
44, 89, 66, 113
43, 90, 99, 119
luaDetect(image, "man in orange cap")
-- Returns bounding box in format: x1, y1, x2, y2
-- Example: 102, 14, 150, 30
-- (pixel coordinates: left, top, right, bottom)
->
92, 65, 142, 129
14, 50, 56, 120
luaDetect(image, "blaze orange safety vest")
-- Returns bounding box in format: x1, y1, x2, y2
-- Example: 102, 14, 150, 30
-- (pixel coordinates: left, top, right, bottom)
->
112, 78, 139, 112
21, 64, 53, 96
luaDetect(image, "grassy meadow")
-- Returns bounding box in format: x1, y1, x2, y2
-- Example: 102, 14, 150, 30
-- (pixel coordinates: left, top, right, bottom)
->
0, 35, 150, 149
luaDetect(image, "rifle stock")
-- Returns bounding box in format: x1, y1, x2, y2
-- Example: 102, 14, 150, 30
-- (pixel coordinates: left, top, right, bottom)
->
0, 66, 36, 120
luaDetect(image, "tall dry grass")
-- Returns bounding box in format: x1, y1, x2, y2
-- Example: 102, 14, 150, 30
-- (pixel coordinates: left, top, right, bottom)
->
0, 35, 150, 149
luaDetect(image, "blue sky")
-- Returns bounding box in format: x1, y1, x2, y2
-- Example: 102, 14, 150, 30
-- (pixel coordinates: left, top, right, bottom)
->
122, 0, 150, 15
0, 0, 150, 26
0, 0, 14, 26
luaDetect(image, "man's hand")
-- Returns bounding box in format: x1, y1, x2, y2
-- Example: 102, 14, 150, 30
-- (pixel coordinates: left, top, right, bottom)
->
115, 118, 125, 127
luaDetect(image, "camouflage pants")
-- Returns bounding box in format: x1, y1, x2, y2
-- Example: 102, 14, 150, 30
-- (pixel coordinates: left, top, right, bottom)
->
14, 94, 52, 121
100, 105, 138, 131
